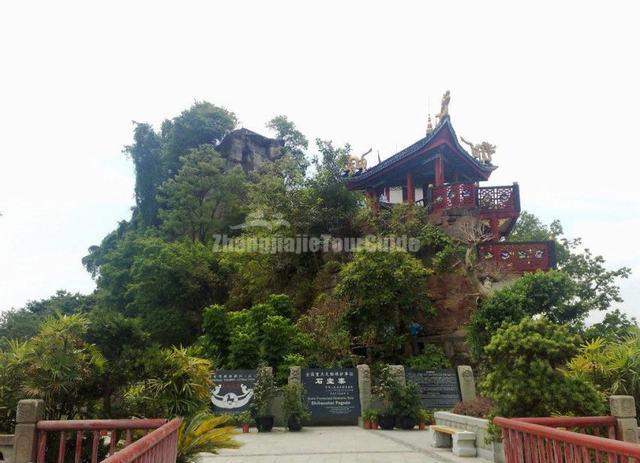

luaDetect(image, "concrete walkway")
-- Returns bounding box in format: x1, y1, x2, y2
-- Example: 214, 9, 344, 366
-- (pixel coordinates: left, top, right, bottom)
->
201, 426, 491, 463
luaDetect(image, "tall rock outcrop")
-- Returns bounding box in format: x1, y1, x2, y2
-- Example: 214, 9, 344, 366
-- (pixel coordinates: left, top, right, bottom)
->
217, 128, 284, 174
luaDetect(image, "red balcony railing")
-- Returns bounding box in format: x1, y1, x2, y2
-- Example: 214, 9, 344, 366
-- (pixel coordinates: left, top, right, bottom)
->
429, 183, 520, 216
494, 416, 637, 463
430, 183, 477, 211
478, 241, 556, 273
36, 418, 173, 463
101, 419, 181, 463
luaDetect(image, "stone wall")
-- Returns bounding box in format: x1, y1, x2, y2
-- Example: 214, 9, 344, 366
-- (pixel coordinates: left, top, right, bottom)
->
0, 434, 14, 463
435, 411, 504, 463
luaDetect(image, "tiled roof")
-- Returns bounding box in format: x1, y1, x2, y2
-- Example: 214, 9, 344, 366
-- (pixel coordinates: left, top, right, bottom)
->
348, 117, 495, 184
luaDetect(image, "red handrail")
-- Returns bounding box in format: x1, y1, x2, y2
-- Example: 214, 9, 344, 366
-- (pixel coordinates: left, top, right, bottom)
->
37, 419, 167, 431
36, 418, 169, 463
101, 418, 181, 463
495, 416, 640, 462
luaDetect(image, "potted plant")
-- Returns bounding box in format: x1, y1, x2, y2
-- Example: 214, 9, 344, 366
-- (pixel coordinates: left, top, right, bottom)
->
252, 366, 276, 432
418, 409, 433, 430
373, 366, 398, 430
237, 411, 252, 433
362, 409, 379, 430
282, 382, 310, 432
391, 382, 422, 430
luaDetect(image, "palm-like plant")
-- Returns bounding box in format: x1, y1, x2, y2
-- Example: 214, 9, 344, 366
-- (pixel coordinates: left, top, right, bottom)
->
567, 330, 640, 414
177, 412, 239, 463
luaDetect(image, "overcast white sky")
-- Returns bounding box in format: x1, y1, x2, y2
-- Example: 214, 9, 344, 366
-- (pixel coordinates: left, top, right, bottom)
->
0, 1, 638, 321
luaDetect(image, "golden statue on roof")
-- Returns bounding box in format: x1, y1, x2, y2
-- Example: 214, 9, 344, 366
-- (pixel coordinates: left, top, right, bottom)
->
460, 137, 495, 164
343, 148, 373, 175
435, 90, 451, 123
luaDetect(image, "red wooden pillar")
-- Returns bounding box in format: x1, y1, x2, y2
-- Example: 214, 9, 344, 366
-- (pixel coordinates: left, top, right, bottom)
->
490, 215, 500, 241
384, 187, 390, 202
434, 155, 445, 186
406, 172, 415, 204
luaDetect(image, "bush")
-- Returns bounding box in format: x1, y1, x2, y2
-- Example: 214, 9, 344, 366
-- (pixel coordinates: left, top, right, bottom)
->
451, 397, 493, 418
390, 382, 422, 420
252, 367, 276, 417
467, 271, 578, 360
124, 347, 212, 418
405, 344, 451, 369
482, 317, 606, 418
418, 409, 433, 424
362, 408, 379, 421
282, 383, 310, 422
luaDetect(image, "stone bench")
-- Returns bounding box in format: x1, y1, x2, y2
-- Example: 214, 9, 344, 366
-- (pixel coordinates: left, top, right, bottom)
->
430, 425, 477, 457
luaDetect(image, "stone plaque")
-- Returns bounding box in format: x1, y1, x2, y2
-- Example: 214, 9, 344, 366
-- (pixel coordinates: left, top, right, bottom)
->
211, 369, 256, 414
302, 368, 360, 425
405, 368, 461, 410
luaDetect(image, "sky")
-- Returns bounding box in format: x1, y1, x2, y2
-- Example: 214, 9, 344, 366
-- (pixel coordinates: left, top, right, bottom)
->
0, 1, 638, 321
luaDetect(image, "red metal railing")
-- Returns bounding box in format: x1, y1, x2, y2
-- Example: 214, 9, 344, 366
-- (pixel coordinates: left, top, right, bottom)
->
494, 416, 640, 463
478, 241, 556, 272
101, 418, 181, 463
429, 183, 520, 215
36, 418, 169, 463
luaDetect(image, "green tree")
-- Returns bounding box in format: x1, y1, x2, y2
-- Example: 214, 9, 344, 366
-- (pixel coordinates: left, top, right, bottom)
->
85, 309, 149, 417
199, 304, 231, 362
124, 122, 163, 227
266, 115, 309, 177
336, 247, 432, 363
21, 314, 105, 420
159, 146, 247, 243
125, 237, 226, 345
161, 102, 237, 177
510, 211, 631, 313
482, 317, 605, 418
583, 309, 637, 342
0, 290, 95, 342
0, 340, 27, 431
468, 270, 580, 359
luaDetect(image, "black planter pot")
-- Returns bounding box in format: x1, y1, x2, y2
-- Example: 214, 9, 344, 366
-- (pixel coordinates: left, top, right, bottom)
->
396, 415, 418, 430
378, 414, 396, 430
287, 416, 303, 432
255, 415, 274, 432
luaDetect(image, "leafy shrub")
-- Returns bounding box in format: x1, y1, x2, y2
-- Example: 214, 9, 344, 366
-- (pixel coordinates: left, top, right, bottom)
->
177, 412, 239, 463
405, 344, 451, 369
482, 317, 606, 418
282, 382, 310, 422
468, 271, 578, 360
566, 331, 640, 414
418, 409, 433, 424
21, 314, 104, 420
236, 411, 252, 426
390, 382, 422, 420
451, 397, 493, 418
124, 347, 212, 418
362, 408, 378, 421
252, 367, 276, 417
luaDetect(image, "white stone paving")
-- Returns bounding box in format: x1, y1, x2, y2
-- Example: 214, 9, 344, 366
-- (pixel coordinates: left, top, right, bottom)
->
200, 426, 492, 463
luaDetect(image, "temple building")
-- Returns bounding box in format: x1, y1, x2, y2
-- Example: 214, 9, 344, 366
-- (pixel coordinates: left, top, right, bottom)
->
344, 93, 555, 274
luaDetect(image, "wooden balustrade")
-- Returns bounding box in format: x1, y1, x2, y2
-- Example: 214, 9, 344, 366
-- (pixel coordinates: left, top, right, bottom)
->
36, 418, 171, 463
478, 241, 556, 272
495, 416, 640, 463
